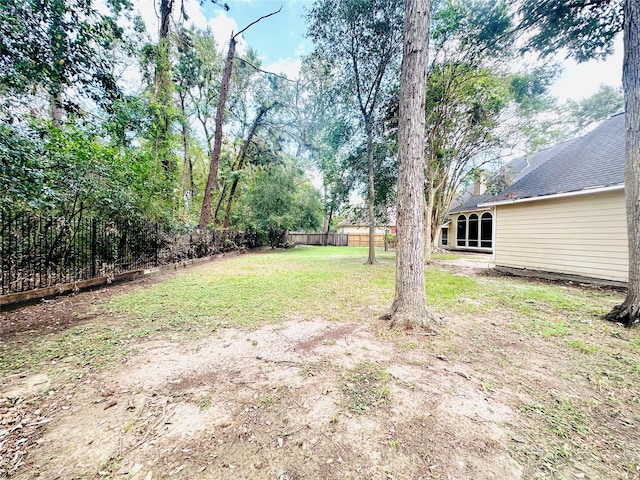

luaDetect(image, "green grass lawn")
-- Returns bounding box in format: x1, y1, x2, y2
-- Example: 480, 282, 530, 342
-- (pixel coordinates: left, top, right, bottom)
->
0, 246, 629, 376
112, 246, 396, 329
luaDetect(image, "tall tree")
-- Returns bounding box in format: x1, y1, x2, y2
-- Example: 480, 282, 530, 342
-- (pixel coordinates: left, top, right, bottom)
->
174, 26, 225, 207
307, 0, 404, 264
198, 8, 281, 230
381, 0, 433, 328
424, 0, 519, 263
611, 0, 640, 326
517, 0, 639, 326
152, 0, 179, 177
173, 28, 199, 204
423, 63, 512, 262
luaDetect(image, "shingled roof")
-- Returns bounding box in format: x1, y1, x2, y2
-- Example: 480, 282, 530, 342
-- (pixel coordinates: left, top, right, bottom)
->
449, 137, 580, 213
449, 192, 494, 213
484, 112, 625, 204
507, 137, 580, 185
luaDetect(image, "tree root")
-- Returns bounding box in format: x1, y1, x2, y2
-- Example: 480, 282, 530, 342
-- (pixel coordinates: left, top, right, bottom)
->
604, 302, 640, 328
380, 304, 439, 333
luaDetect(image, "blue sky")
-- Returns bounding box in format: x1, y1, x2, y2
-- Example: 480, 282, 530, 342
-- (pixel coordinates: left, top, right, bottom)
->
201, 0, 313, 66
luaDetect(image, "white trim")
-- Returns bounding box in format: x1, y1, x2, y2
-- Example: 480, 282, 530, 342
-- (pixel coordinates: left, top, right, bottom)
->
449, 206, 493, 214
491, 206, 496, 262
451, 246, 493, 253
479, 184, 624, 207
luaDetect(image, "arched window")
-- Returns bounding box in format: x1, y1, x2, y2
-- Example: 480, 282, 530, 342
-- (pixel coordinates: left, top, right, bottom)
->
481, 212, 493, 248
456, 215, 466, 247
468, 213, 479, 247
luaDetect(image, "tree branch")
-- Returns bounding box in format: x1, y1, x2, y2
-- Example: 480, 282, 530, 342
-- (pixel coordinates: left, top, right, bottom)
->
234, 7, 282, 39
234, 56, 296, 82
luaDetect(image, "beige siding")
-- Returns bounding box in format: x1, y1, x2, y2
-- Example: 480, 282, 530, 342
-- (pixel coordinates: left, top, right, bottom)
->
495, 190, 628, 282
438, 225, 449, 248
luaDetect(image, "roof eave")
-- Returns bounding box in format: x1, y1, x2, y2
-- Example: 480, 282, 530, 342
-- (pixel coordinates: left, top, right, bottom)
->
479, 184, 624, 208
449, 205, 494, 215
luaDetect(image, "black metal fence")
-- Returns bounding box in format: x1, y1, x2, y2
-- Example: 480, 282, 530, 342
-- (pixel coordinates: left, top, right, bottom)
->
0, 211, 256, 296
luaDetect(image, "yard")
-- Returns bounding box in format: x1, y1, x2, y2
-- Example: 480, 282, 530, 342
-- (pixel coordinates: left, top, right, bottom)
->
1, 246, 639, 479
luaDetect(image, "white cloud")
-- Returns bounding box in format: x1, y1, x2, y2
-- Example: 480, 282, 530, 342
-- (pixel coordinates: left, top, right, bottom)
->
263, 57, 302, 80
133, 0, 159, 37
207, 11, 248, 56
183, 1, 208, 29
550, 34, 623, 102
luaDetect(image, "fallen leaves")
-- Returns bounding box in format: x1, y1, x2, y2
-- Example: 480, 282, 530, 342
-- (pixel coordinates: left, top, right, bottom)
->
0, 394, 60, 477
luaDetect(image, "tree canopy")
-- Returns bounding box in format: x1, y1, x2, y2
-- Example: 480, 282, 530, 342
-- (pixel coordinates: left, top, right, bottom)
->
518, 0, 623, 62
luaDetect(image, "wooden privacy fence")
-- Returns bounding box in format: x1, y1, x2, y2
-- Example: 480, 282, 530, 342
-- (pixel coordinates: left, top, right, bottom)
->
286, 232, 396, 249
348, 234, 393, 248
286, 232, 348, 246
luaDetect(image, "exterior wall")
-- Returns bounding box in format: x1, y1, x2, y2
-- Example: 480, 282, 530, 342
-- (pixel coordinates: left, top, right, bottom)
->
494, 190, 628, 282
447, 209, 494, 253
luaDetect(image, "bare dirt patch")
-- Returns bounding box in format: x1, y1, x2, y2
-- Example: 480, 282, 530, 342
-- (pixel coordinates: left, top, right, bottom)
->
0, 274, 167, 340
2, 318, 524, 479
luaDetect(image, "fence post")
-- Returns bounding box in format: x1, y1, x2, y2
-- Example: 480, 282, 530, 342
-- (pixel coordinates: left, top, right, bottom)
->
1, 210, 6, 295
91, 218, 97, 278
154, 223, 159, 266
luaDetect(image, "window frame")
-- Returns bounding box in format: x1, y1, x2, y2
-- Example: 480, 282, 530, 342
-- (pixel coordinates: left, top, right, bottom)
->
455, 211, 493, 250
456, 214, 467, 247
480, 212, 493, 248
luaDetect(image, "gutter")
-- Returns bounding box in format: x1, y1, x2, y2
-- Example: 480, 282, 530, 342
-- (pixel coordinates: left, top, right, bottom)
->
448, 206, 493, 215
478, 184, 624, 207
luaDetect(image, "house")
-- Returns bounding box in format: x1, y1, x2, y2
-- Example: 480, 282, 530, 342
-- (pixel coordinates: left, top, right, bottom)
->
479, 112, 626, 283
441, 138, 580, 252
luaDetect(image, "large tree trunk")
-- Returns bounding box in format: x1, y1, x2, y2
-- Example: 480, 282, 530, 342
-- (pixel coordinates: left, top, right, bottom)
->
607, 0, 640, 327
382, 0, 435, 329
199, 34, 237, 229
154, 0, 175, 178
159, 0, 173, 39
325, 206, 334, 246
179, 95, 195, 205
366, 120, 376, 264
50, 90, 64, 127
